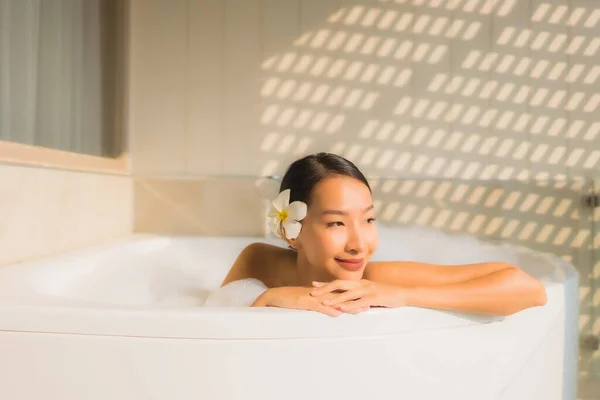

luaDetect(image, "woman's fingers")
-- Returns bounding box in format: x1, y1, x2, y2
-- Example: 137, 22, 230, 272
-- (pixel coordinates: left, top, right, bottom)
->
311, 281, 341, 295
311, 280, 359, 296
322, 288, 365, 306
314, 304, 342, 317
338, 297, 372, 312
342, 306, 370, 315
317, 292, 342, 304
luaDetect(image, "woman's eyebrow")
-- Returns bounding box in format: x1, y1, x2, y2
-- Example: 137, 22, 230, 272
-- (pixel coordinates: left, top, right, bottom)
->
322, 205, 374, 216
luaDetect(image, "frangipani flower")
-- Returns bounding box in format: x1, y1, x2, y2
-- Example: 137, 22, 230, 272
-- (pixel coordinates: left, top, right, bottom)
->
268, 189, 307, 240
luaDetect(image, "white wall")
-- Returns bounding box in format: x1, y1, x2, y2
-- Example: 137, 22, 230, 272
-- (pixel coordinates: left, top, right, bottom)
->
129, 0, 599, 180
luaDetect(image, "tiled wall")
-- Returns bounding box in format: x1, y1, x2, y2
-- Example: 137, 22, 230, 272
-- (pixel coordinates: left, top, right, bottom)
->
127, 0, 599, 257
134, 177, 269, 237
129, 0, 599, 180
0, 164, 132, 266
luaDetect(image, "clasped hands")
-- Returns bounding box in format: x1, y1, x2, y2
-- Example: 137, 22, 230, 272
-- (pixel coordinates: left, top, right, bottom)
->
254, 279, 408, 317
309, 279, 407, 317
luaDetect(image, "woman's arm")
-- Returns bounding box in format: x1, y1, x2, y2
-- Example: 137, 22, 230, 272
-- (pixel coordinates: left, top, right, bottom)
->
365, 260, 520, 287
317, 262, 547, 316
402, 266, 547, 316
251, 286, 345, 316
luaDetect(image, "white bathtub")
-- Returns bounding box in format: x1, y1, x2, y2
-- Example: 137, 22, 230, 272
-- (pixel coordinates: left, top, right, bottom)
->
0, 229, 579, 400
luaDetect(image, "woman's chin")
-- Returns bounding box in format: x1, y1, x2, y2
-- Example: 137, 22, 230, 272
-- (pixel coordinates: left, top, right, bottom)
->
334, 269, 364, 281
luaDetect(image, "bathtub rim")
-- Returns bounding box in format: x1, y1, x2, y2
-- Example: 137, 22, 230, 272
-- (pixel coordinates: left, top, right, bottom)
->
0, 234, 575, 340
0, 281, 568, 340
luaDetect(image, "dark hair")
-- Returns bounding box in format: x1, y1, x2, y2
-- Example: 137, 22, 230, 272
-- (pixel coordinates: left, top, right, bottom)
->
279, 152, 371, 206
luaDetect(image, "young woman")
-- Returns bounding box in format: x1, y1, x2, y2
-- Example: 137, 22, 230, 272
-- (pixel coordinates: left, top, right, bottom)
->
221, 153, 547, 317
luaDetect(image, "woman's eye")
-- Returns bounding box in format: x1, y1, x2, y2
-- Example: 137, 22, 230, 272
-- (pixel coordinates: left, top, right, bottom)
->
326, 221, 344, 227
367, 217, 376, 223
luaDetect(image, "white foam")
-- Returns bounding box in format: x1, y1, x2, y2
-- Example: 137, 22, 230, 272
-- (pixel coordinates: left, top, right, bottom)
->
0, 226, 572, 308
203, 278, 268, 307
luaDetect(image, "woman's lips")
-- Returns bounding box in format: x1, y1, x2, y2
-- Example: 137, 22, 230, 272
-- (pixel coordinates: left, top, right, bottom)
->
335, 258, 365, 271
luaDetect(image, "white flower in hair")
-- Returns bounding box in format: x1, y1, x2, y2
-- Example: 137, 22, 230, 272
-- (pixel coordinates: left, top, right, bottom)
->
267, 189, 307, 239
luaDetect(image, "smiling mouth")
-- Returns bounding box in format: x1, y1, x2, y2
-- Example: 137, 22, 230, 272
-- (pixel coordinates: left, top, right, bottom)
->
334, 258, 365, 271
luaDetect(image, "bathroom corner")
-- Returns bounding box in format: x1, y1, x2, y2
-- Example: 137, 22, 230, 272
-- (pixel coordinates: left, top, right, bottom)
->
0, 153, 133, 267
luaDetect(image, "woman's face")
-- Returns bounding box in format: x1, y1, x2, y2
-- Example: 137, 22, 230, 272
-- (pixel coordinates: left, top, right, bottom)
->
293, 175, 378, 281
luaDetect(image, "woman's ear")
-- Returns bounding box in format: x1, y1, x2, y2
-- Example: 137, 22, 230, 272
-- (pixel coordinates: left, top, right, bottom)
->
284, 237, 298, 251
281, 225, 301, 251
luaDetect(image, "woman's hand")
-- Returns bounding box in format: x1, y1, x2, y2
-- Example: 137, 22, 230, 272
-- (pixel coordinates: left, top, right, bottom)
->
310, 279, 408, 313
252, 286, 344, 317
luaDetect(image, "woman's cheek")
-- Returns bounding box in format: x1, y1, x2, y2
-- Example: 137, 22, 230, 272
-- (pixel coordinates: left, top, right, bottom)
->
323, 229, 347, 250
368, 226, 379, 245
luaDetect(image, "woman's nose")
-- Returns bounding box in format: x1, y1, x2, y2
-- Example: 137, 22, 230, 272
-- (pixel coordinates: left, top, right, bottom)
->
345, 227, 365, 254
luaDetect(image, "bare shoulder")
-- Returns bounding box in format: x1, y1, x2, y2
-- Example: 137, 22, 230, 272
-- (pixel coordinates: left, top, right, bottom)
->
364, 260, 449, 286
220, 242, 296, 288
363, 261, 393, 281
